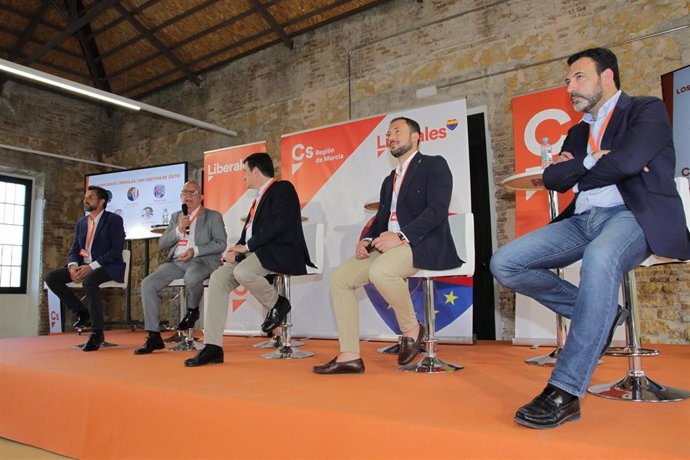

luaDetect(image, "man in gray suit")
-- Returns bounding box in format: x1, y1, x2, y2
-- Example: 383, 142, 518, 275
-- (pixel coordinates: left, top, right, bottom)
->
135, 180, 227, 354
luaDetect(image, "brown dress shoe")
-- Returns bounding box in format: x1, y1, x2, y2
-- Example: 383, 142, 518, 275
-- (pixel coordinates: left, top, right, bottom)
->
398, 323, 426, 365
313, 357, 365, 374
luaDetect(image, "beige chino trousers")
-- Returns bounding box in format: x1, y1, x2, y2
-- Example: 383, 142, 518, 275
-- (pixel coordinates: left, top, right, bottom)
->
203, 253, 277, 346
330, 243, 418, 353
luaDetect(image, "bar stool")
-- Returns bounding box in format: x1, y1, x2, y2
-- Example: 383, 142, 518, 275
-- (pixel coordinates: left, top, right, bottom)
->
43, 249, 131, 349
589, 178, 690, 401
166, 278, 208, 352
261, 222, 323, 360
400, 213, 475, 373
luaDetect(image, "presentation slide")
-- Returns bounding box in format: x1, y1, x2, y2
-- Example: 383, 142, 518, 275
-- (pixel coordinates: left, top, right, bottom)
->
86, 162, 187, 239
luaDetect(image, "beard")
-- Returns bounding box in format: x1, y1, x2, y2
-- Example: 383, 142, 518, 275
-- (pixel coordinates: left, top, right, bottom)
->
390, 140, 413, 158
84, 203, 95, 212
571, 87, 603, 113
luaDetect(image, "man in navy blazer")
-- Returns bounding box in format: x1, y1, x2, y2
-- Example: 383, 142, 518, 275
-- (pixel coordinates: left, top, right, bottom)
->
184, 152, 313, 367
45, 185, 125, 351
491, 48, 690, 429
314, 116, 462, 375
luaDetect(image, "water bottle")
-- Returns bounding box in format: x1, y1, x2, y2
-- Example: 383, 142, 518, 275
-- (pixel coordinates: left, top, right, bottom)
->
540, 137, 553, 169
162, 208, 169, 225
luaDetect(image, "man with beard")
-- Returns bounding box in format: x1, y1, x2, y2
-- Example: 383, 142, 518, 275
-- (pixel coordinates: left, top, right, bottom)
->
45, 186, 126, 351
491, 47, 690, 429
313, 117, 462, 374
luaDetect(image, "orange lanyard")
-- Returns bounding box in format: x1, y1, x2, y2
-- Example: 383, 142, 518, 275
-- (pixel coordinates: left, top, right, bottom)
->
85, 216, 97, 249
588, 108, 615, 152
392, 162, 410, 198
247, 179, 275, 226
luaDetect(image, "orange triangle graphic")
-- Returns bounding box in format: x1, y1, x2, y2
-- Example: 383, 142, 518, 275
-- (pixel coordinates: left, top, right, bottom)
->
232, 299, 246, 312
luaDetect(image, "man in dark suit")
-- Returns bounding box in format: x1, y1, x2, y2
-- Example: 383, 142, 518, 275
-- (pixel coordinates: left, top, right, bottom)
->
491, 47, 690, 429
135, 180, 227, 354
313, 117, 462, 375
184, 152, 313, 367
45, 186, 126, 351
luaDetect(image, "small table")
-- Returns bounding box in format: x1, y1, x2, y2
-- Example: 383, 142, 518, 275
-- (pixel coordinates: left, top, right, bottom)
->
502, 169, 567, 367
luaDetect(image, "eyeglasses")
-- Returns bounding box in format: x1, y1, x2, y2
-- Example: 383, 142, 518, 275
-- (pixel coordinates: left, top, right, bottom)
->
180, 190, 200, 196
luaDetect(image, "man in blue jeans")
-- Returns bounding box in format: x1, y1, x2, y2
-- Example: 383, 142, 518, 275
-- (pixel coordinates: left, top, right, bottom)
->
491, 47, 690, 429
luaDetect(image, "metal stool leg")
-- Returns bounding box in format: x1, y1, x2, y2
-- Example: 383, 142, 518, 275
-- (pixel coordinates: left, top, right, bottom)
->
588, 270, 689, 401
400, 278, 463, 373
170, 327, 202, 351
262, 275, 313, 359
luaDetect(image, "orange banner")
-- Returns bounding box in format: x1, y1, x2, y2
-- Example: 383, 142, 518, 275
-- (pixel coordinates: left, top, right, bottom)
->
511, 86, 579, 236
280, 116, 386, 208
203, 142, 266, 214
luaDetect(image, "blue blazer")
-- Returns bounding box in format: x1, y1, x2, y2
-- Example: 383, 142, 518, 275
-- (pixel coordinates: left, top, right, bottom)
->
239, 180, 314, 275
366, 152, 462, 270
544, 92, 690, 260
67, 211, 126, 282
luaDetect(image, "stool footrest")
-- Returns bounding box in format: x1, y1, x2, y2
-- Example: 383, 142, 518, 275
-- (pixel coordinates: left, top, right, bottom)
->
603, 346, 659, 357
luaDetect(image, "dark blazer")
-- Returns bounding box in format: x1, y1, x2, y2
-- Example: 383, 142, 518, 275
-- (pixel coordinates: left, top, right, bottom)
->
366, 152, 462, 270
544, 92, 690, 260
239, 180, 314, 275
67, 210, 126, 282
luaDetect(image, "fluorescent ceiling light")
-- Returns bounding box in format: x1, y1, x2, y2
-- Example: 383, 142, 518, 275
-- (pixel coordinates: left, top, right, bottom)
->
0, 58, 140, 111
0, 58, 237, 137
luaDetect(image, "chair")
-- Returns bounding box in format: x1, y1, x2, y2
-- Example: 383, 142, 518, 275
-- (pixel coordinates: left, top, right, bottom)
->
261, 222, 324, 360
165, 278, 209, 352
588, 178, 690, 401
44, 249, 131, 348
400, 213, 475, 373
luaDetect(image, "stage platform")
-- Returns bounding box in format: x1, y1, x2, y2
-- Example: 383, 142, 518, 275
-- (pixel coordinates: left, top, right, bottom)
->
1, 331, 689, 459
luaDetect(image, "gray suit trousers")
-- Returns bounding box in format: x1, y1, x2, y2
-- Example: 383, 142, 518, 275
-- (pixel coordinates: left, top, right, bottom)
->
141, 259, 213, 332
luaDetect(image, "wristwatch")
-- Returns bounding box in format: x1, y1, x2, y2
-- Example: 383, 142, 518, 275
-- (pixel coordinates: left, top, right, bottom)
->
397, 232, 406, 242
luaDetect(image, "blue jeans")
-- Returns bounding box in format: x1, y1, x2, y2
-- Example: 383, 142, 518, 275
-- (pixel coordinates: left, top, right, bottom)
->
490, 205, 651, 396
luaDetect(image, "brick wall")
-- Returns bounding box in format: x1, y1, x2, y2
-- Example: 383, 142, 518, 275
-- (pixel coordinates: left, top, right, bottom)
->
2, 0, 688, 341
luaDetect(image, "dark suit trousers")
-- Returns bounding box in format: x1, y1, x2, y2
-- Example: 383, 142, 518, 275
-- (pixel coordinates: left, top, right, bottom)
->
45, 267, 113, 330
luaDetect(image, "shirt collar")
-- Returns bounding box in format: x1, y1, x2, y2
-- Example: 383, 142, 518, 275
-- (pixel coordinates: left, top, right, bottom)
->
255, 178, 274, 197
582, 90, 621, 125
396, 150, 419, 175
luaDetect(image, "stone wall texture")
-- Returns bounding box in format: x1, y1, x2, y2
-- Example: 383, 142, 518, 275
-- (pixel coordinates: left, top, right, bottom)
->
2, 0, 688, 342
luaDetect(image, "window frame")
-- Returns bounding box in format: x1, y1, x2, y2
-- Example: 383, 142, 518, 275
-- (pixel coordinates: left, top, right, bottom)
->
0, 174, 32, 294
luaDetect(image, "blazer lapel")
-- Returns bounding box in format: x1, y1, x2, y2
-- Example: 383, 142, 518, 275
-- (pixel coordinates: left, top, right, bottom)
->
601, 92, 630, 150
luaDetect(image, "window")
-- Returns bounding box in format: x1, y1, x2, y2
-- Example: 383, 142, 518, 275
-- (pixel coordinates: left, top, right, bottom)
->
0, 175, 32, 294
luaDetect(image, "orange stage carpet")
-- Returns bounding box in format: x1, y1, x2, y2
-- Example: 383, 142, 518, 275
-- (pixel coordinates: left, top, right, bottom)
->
1, 331, 689, 459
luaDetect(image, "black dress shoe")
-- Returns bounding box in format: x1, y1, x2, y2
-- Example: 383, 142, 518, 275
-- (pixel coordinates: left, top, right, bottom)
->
184, 344, 224, 367
82, 330, 104, 352
177, 308, 200, 330
134, 332, 165, 355
398, 323, 426, 365
313, 357, 365, 375
600, 306, 629, 357
261, 296, 291, 333
73, 310, 90, 329
515, 385, 581, 429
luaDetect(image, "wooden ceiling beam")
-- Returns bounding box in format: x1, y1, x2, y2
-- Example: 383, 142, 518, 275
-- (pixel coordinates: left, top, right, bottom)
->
7, 0, 51, 61
22, 0, 119, 66
111, 2, 200, 86
249, 0, 293, 49
99, 0, 221, 61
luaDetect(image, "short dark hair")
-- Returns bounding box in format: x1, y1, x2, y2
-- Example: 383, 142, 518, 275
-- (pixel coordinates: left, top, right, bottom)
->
567, 47, 620, 89
243, 152, 275, 178
391, 116, 421, 139
88, 185, 110, 208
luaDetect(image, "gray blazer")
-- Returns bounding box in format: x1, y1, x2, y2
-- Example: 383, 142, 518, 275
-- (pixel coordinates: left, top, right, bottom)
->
159, 207, 227, 270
